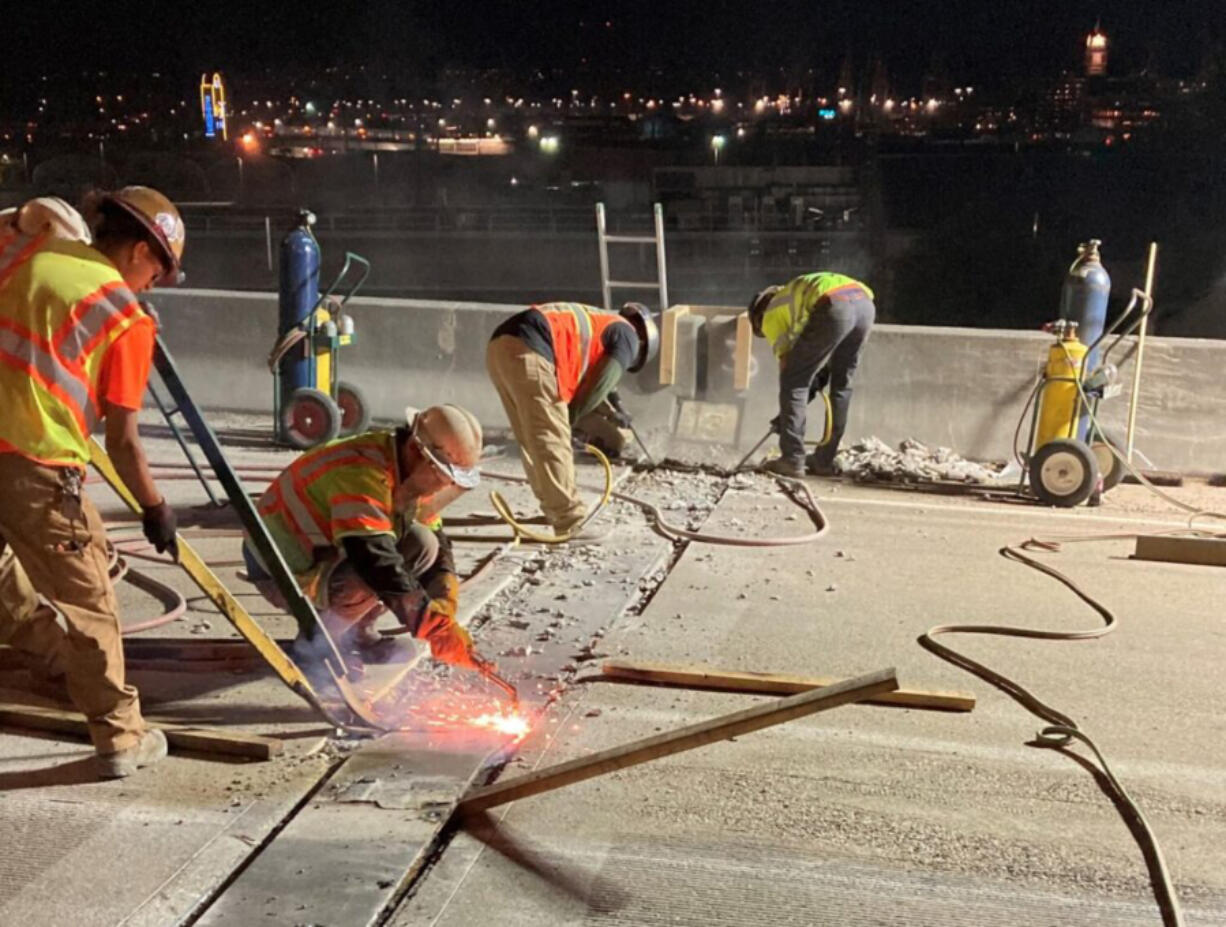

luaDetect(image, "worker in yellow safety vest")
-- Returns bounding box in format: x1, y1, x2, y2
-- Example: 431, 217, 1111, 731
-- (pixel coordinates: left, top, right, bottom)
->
748, 272, 876, 477
486, 301, 658, 538
0, 187, 186, 778
243, 404, 484, 672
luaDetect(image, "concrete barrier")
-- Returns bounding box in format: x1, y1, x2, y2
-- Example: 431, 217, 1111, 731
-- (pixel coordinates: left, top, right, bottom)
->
150, 289, 1226, 473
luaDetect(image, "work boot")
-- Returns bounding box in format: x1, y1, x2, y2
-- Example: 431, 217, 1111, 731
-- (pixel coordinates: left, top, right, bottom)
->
550, 515, 611, 545
96, 729, 168, 780
349, 617, 411, 665
564, 524, 612, 545
805, 456, 841, 478
760, 457, 804, 478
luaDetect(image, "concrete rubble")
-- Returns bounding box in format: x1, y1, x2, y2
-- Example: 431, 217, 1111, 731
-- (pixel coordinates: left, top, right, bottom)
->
835, 436, 1005, 484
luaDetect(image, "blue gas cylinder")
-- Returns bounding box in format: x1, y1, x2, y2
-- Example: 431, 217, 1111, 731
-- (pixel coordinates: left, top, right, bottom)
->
1059, 239, 1111, 439
1060, 239, 1111, 371
278, 210, 321, 394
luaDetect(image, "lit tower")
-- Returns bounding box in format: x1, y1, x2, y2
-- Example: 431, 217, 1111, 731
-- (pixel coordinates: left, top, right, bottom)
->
200, 72, 229, 140
1085, 23, 1108, 77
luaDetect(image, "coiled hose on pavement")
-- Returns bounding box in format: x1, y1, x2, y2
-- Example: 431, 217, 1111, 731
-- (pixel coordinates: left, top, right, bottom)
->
920, 386, 1226, 927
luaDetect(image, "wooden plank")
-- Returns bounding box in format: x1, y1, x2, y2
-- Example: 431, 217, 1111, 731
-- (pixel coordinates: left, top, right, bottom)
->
1133, 534, 1226, 568
600, 659, 975, 712
0, 702, 283, 760
124, 639, 261, 660
733, 312, 754, 391
457, 666, 898, 815
659, 305, 689, 386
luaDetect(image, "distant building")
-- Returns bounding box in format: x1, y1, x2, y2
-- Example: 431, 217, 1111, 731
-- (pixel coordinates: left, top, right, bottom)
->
1085, 24, 1109, 77
1038, 72, 1087, 134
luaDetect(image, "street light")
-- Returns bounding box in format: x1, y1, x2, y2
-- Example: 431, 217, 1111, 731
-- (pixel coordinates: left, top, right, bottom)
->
710, 134, 726, 164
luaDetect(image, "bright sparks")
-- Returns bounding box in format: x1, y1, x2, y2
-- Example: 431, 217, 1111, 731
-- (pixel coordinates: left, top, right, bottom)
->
471, 712, 531, 740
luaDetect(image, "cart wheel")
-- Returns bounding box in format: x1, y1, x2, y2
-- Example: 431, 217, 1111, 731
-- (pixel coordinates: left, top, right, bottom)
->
1089, 428, 1126, 492
1031, 439, 1101, 507
336, 380, 372, 437
282, 387, 340, 449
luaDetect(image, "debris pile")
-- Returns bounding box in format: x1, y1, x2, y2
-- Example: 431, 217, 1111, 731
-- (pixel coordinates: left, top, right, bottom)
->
835, 437, 1004, 484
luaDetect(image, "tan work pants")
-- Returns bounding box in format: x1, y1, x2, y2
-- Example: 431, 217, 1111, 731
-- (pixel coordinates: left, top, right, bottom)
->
0, 454, 144, 753
486, 335, 586, 532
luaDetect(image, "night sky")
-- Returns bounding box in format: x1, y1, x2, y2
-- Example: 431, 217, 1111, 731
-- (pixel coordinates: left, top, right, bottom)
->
6, 0, 1223, 92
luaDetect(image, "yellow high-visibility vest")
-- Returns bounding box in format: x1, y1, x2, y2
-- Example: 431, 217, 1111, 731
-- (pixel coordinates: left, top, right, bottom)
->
760, 272, 873, 359
0, 233, 150, 467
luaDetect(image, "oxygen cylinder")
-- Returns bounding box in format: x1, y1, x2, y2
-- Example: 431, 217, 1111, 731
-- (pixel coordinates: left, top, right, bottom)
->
1059, 239, 1110, 437
277, 210, 321, 394
1035, 324, 1089, 449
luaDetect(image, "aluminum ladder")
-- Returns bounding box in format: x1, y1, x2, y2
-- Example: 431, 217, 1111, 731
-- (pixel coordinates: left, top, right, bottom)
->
595, 202, 669, 311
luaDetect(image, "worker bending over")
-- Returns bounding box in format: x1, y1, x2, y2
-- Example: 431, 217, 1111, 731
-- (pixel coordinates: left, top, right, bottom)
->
244, 405, 483, 672
486, 301, 658, 538
749, 272, 875, 477
0, 188, 186, 778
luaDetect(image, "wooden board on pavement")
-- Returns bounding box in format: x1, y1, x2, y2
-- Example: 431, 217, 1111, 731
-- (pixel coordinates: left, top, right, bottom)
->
1133, 534, 1226, 568
457, 666, 898, 815
599, 659, 975, 712
0, 702, 283, 760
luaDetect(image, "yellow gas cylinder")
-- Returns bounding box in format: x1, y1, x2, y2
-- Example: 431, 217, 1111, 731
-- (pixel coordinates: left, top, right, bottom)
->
312, 305, 334, 394
1035, 324, 1088, 448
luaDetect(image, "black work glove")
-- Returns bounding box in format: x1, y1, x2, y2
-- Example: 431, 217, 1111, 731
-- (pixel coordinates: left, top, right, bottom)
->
142, 499, 179, 562
808, 368, 831, 403
606, 405, 632, 428
605, 392, 632, 428
768, 415, 781, 434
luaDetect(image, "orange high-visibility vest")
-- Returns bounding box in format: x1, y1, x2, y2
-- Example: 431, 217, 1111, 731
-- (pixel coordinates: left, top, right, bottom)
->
0, 233, 150, 467
256, 430, 410, 574
536, 302, 631, 403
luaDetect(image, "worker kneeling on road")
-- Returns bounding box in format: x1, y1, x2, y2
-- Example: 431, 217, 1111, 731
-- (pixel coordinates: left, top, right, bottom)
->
0, 188, 186, 779
486, 301, 658, 538
243, 405, 483, 672
748, 272, 875, 478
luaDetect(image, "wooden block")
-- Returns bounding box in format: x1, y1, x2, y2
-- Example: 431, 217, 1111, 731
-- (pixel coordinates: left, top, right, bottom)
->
733, 312, 753, 392
599, 660, 975, 712
457, 666, 897, 814
0, 702, 283, 760
1133, 534, 1226, 568
659, 305, 690, 387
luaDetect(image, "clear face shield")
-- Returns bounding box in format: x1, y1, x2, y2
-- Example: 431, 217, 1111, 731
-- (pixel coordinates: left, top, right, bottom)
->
410, 417, 480, 490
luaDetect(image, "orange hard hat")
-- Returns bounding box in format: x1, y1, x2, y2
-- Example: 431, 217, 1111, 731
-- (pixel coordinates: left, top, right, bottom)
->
102, 185, 185, 286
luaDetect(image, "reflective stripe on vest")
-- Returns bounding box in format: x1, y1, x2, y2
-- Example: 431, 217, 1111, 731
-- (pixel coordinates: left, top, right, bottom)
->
0, 230, 49, 288
0, 238, 145, 465
0, 321, 95, 431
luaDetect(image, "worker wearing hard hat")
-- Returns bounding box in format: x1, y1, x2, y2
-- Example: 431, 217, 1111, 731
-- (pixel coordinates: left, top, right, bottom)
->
0, 187, 186, 779
486, 301, 659, 537
748, 273, 875, 477
243, 404, 484, 672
